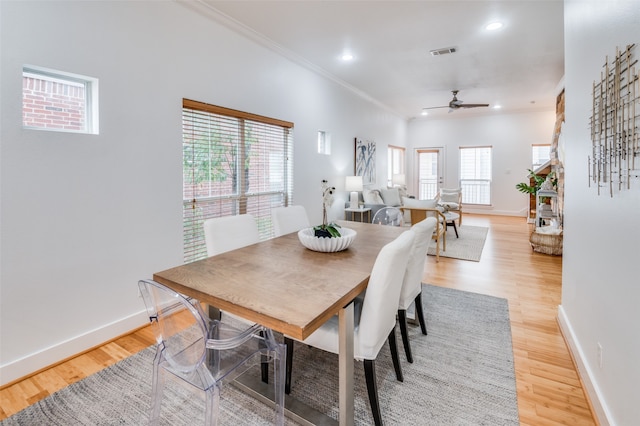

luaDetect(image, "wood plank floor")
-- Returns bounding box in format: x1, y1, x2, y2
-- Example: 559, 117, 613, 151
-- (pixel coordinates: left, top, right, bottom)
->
0, 214, 596, 425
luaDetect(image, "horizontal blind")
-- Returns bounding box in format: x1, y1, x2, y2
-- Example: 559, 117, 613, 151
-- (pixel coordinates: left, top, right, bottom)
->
459, 146, 492, 205
183, 99, 293, 263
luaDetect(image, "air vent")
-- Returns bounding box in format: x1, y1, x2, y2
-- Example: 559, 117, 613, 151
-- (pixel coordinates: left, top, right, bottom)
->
430, 47, 457, 56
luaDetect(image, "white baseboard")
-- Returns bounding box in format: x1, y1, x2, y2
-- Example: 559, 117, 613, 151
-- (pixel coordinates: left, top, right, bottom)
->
557, 305, 613, 425
0, 311, 148, 386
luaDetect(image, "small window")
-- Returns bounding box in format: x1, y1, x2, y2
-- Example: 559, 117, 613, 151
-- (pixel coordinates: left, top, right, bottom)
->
318, 130, 331, 155
532, 144, 551, 169
22, 65, 99, 134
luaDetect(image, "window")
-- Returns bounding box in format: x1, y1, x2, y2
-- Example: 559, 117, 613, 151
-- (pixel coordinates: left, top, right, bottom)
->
182, 99, 294, 263
387, 145, 405, 187
532, 144, 551, 169
317, 130, 331, 155
22, 65, 99, 134
459, 146, 492, 205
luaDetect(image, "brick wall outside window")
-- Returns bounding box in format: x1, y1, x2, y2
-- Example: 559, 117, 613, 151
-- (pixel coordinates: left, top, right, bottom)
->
22, 75, 86, 131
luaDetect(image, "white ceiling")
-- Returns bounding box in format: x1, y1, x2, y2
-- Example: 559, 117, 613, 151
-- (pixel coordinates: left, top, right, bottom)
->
199, 0, 564, 120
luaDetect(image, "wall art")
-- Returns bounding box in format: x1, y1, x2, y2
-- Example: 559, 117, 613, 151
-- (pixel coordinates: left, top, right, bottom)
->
355, 138, 376, 185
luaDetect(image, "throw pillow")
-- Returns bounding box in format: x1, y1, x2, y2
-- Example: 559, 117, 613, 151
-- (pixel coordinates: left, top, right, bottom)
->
440, 190, 460, 203
363, 189, 384, 205
402, 197, 438, 209
380, 187, 402, 206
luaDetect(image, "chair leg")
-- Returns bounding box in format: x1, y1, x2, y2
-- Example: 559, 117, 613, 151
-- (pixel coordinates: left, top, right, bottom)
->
397, 309, 413, 363
204, 384, 222, 426
259, 330, 269, 384
150, 347, 166, 425
414, 293, 427, 335
387, 328, 403, 382
272, 340, 286, 426
363, 360, 383, 426
284, 337, 294, 394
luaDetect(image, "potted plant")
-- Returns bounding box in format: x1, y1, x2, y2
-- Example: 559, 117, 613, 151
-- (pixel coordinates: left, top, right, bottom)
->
314, 180, 342, 238
516, 170, 557, 200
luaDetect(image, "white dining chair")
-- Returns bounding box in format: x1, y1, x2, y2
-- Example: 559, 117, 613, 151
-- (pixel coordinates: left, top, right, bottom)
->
138, 279, 286, 426
271, 205, 310, 237
284, 230, 415, 426
203, 214, 259, 256
397, 217, 437, 363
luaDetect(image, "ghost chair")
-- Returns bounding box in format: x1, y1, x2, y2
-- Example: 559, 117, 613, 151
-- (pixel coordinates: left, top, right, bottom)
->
137, 279, 286, 426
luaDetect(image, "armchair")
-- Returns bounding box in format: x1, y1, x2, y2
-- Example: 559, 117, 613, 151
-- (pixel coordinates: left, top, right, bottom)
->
437, 188, 463, 226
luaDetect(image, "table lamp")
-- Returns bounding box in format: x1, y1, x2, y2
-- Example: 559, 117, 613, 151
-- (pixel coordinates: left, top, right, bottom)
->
345, 176, 363, 209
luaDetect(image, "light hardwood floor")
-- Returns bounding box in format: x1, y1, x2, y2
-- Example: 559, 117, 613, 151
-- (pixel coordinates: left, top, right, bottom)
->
0, 214, 595, 425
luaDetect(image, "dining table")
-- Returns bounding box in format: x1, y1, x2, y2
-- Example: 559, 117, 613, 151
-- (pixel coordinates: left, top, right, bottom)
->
153, 219, 407, 426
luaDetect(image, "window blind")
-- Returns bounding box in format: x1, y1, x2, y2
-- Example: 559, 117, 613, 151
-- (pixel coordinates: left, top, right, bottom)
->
182, 99, 294, 263
459, 146, 492, 205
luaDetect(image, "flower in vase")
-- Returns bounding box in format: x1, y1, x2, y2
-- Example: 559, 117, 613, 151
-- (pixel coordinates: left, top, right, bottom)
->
314, 179, 341, 238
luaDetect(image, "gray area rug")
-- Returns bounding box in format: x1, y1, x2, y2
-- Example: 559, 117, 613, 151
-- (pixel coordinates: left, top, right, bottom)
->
1, 285, 518, 425
427, 225, 488, 262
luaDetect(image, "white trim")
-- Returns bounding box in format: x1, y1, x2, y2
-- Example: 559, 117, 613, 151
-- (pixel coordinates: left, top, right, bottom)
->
0, 311, 148, 386
180, 0, 402, 119
557, 305, 613, 426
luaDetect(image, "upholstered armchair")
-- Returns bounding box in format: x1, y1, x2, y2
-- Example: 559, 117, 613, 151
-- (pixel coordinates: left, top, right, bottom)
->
437, 188, 462, 225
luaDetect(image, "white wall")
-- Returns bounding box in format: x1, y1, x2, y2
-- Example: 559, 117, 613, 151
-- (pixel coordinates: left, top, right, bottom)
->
0, 1, 406, 384
407, 110, 557, 216
560, 1, 640, 424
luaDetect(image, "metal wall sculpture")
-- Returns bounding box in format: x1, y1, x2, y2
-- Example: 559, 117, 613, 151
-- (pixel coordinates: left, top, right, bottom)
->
589, 44, 640, 196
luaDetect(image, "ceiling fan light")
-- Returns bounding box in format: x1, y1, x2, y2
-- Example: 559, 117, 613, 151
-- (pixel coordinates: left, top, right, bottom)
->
485, 22, 503, 31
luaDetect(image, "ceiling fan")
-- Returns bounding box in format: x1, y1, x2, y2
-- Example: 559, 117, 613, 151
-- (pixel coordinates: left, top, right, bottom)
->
423, 90, 490, 113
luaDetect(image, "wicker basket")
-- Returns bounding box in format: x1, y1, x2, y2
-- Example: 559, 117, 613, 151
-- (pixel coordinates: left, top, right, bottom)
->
530, 230, 563, 255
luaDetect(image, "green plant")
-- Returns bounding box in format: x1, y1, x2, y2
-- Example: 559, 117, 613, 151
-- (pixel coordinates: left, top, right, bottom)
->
313, 222, 342, 238
516, 170, 557, 195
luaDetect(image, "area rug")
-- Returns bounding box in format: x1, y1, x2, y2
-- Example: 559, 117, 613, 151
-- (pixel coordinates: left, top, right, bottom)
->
428, 225, 488, 262
1, 284, 518, 426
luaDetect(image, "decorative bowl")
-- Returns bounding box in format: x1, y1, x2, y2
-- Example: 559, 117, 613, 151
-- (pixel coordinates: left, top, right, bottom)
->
297, 227, 357, 252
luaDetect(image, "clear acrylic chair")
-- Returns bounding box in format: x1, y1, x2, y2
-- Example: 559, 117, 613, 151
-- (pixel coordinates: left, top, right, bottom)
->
284, 231, 415, 426
271, 205, 310, 237
397, 217, 436, 363
372, 206, 404, 226
138, 279, 286, 426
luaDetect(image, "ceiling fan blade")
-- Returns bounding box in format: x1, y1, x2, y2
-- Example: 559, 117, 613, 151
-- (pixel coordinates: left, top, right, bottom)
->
458, 103, 490, 108
421, 105, 449, 110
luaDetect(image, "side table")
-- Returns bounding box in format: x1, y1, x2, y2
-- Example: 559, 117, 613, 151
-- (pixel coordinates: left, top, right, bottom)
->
344, 207, 371, 223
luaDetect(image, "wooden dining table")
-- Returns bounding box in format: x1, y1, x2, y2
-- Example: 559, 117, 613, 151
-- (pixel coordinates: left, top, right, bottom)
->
153, 220, 406, 426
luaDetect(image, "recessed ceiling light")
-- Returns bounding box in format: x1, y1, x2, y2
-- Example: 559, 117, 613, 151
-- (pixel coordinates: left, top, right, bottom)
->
421, 109, 429, 116
341, 53, 353, 61
485, 22, 503, 31
493, 105, 502, 109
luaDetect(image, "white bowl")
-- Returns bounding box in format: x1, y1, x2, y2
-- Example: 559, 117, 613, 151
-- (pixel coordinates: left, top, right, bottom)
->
297, 227, 357, 252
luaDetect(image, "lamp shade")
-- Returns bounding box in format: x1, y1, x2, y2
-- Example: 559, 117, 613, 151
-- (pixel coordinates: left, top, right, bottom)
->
392, 174, 406, 186
345, 176, 363, 209
345, 176, 363, 192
